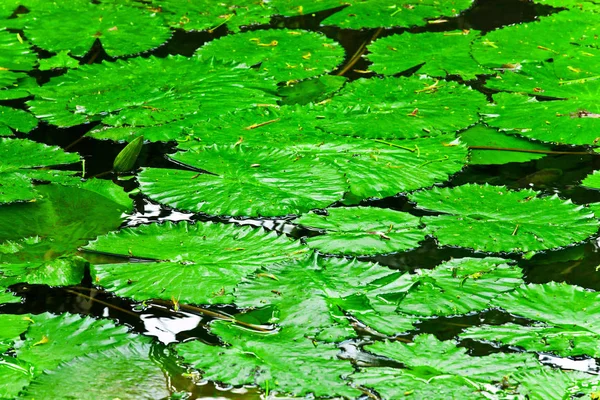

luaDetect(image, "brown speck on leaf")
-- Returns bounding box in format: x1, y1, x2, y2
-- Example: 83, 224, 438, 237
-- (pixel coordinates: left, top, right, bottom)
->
108, 26, 118, 32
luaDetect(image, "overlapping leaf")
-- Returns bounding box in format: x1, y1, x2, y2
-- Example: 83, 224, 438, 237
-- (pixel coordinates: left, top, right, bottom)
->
321, 0, 475, 29
19, 0, 171, 57
582, 170, 600, 189
0, 29, 36, 90
354, 334, 540, 397
176, 323, 359, 398
462, 282, 600, 357
235, 256, 416, 340
319, 76, 487, 139
367, 30, 491, 79
0, 138, 80, 204
197, 29, 344, 82
28, 56, 279, 128
409, 184, 598, 253
87, 221, 307, 304
0, 106, 37, 136
295, 207, 426, 255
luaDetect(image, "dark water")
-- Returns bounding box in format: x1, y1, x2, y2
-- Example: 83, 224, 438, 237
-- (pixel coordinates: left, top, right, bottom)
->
3, 0, 600, 398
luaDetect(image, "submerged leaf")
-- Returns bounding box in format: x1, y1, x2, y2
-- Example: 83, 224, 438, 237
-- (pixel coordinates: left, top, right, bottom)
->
28, 56, 279, 128
0, 138, 80, 204
295, 207, 426, 255
87, 221, 307, 304
177, 323, 359, 398
409, 184, 598, 253
197, 29, 344, 82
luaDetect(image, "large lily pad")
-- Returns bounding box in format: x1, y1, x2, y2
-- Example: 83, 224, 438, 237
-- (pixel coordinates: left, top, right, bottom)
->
409, 184, 598, 253
138, 146, 348, 217
28, 56, 279, 128
176, 323, 359, 398
471, 10, 600, 67
197, 29, 345, 82
319, 76, 487, 139
19, 0, 171, 57
294, 206, 426, 255
0, 29, 36, 90
321, 0, 475, 29
87, 221, 308, 304
367, 30, 492, 79
0, 138, 80, 204
0, 106, 38, 136
462, 282, 600, 357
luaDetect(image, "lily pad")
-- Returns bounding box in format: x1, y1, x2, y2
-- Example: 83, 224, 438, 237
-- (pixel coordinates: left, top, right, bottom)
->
0, 29, 36, 90
321, 0, 475, 29
28, 56, 279, 128
471, 10, 600, 68
409, 184, 598, 253
0, 106, 38, 136
176, 323, 359, 398
460, 125, 550, 165
20, 0, 171, 57
234, 256, 414, 340
582, 171, 600, 189
294, 206, 426, 255
155, 0, 272, 32
462, 282, 600, 357
319, 76, 487, 139
0, 138, 80, 204
197, 29, 345, 82
0, 256, 87, 288
87, 221, 307, 304
367, 30, 492, 79
38, 51, 80, 71
22, 343, 170, 400
138, 146, 348, 217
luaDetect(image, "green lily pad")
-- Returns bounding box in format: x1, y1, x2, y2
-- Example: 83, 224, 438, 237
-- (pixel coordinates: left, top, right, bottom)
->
21, 343, 170, 400
0, 106, 38, 136
0, 314, 33, 353
0, 138, 80, 204
471, 10, 600, 68
0, 29, 36, 90
176, 323, 360, 398
197, 29, 345, 82
87, 221, 307, 304
138, 146, 348, 217
582, 171, 600, 189
155, 0, 272, 32
28, 56, 279, 128
294, 206, 426, 255
38, 51, 80, 71
0, 357, 34, 399
234, 256, 414, 340
20, 0, 171, 57
14, 312, 151, 375
409, 184, 599, 253
462, 282, 600, 357
0, 256, 86, 289
356, 334, 539, 393
394, 257, 523, 317
319, 76, 487, 139
460, 125, 550, 165
321, 0, 475, 29
367, 30, 492, 79
514, 369, 600, 399
0, 180, 132, 264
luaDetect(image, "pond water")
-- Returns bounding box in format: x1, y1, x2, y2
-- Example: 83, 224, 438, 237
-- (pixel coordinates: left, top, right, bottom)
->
3, 0, 600, 398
